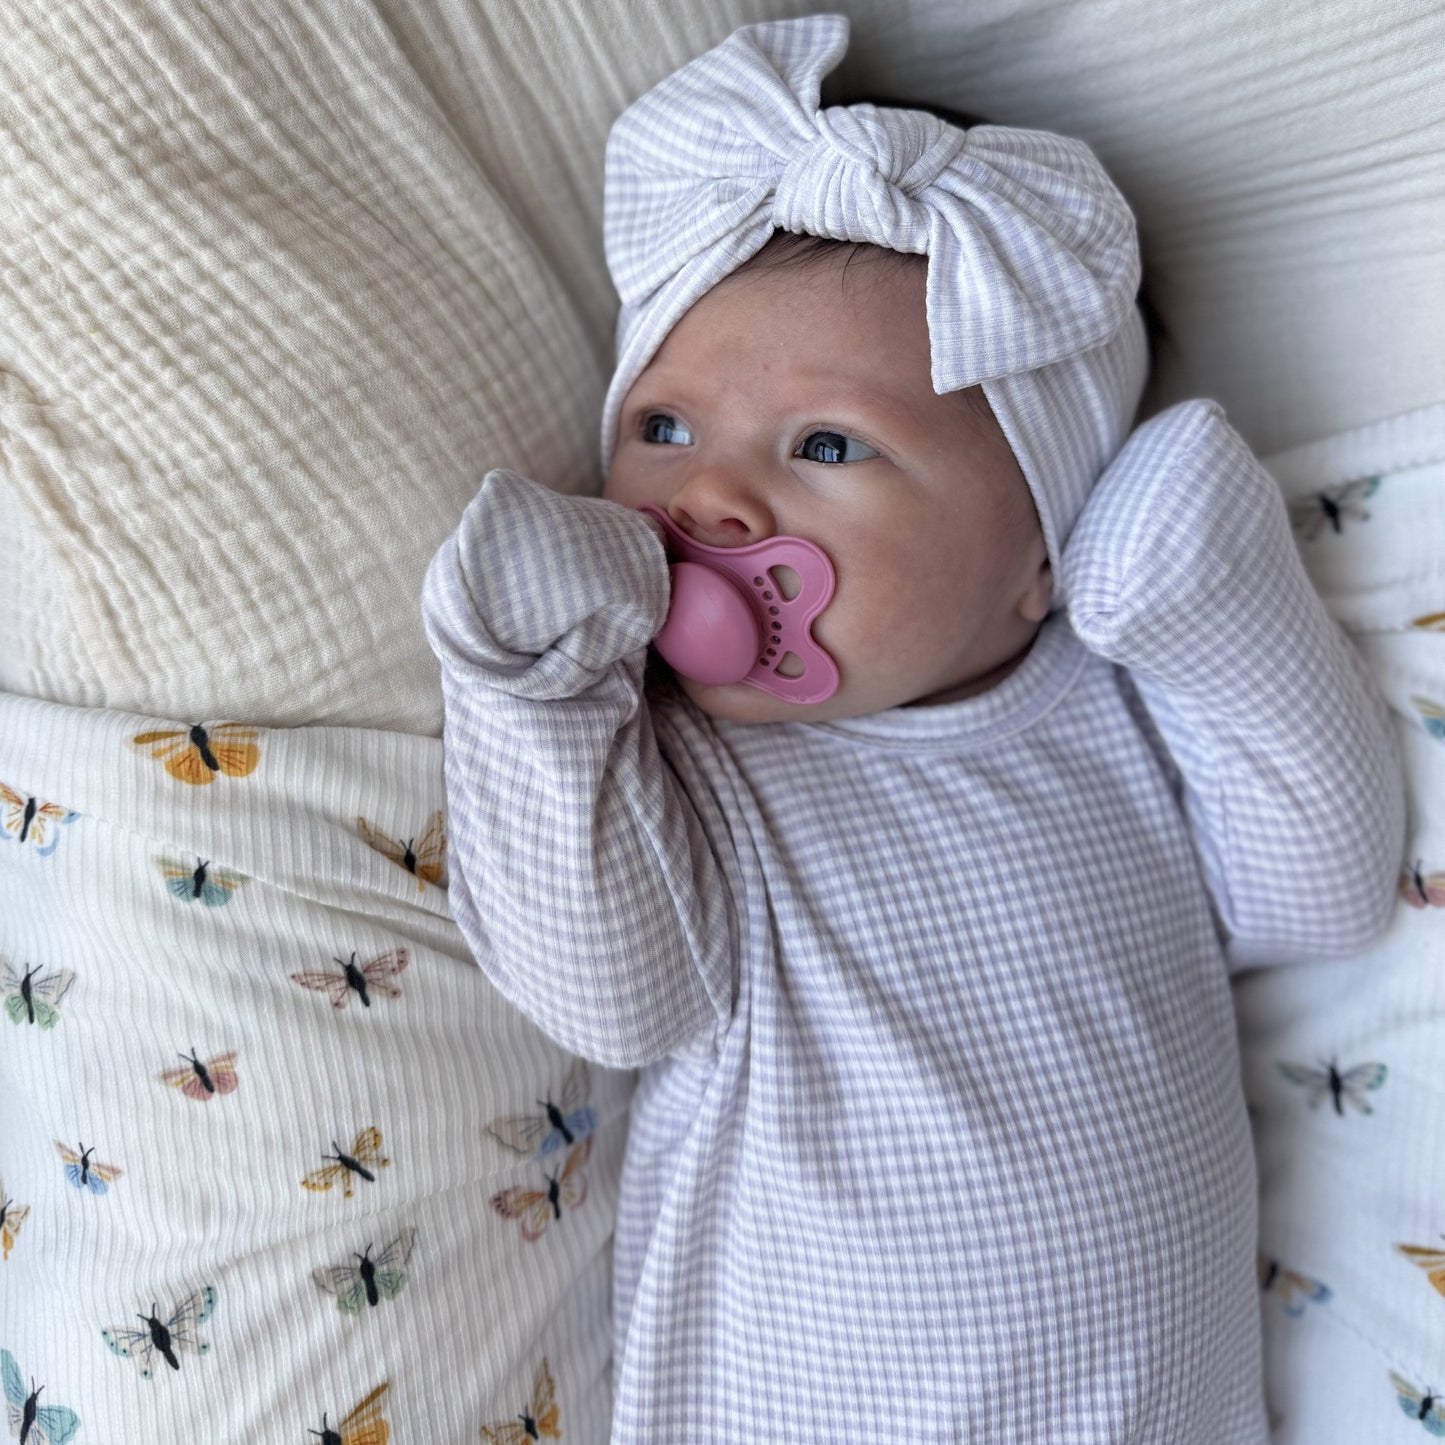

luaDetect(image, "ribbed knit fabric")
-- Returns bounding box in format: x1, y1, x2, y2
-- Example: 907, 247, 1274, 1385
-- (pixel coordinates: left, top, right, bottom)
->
1235, 400, 1445, 1444
0, 698, 628, 1442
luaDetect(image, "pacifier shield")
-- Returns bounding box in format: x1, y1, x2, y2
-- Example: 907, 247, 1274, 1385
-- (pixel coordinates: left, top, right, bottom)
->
641, 506, 840, 705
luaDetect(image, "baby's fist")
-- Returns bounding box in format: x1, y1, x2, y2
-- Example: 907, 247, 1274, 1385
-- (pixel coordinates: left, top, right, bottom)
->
1060, 400, 1296, 685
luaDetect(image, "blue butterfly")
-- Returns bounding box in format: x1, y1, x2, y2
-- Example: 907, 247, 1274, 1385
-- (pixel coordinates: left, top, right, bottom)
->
55, 1140, 122, 1195
103, 1288, 216, 1379
153, 856, 246, 907
487, 1058, 597, 1159
2, 1348, 80, 1445
1391, 1372, 1445, 1435
1413, 697, 1445, 742
1257, 1254, 1331, 1316
1287, 476, 1379, 542
1276, 1059, 1387, 1116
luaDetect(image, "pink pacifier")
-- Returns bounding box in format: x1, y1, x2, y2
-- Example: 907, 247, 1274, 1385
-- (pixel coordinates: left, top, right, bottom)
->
641, 505, 840, 705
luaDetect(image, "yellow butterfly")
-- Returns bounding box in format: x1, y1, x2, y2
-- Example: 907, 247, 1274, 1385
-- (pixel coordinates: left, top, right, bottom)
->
480, 1359, 561, 1444
313, 1381, 391, 1445
131, 722, 259, 785
489, 1139, 591, 1244
1397, 1239, 1445, 1298
0, 1181, 29, 1261
358, 812, 446, 891
0, 782, 76, 853
301, 1128, 390, 1199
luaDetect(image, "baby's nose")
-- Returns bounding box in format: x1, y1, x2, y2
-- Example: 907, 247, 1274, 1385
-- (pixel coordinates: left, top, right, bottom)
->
667, 464, 775, 548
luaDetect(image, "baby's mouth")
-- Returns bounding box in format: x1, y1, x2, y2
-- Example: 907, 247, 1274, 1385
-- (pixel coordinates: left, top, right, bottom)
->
639, 505, 840, 705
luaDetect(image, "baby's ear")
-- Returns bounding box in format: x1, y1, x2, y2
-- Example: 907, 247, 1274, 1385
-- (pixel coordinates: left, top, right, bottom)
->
1017, 558, 1053, 624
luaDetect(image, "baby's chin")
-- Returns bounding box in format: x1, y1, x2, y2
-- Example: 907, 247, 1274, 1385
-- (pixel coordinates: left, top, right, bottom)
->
673, 672, 881, 725
666, 672, 841, 724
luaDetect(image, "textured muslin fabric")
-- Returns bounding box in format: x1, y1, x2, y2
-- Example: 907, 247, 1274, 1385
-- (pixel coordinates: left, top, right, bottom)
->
600, 13, 1148, 577
0, 694, 629, 1442
3, 0, 1440, 734
421, 401, 1403, 1441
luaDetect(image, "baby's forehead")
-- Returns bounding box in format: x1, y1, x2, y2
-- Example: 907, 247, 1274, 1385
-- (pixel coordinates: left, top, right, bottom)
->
730, 230, 926, 282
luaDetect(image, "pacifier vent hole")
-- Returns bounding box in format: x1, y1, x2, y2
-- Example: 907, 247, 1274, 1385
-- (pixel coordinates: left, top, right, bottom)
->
768, 565, 801, 601
775, 651, 806, 678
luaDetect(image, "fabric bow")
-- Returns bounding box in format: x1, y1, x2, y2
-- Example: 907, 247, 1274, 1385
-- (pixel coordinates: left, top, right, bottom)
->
600, 12, 1141, 462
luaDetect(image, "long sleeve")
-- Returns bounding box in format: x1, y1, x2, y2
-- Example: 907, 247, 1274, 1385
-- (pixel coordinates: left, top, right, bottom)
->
1061, 400, 1405, 968
421, 469, 736, 1065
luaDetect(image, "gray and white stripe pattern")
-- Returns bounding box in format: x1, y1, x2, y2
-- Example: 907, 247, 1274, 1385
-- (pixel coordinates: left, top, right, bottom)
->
422, 404, 1402, 1441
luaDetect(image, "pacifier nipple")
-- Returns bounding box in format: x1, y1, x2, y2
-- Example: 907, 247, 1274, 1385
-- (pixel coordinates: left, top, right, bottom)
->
641, 506, 840, 705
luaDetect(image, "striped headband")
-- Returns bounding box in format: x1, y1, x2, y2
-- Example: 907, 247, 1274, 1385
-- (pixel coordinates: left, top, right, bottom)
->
600, 13, 1148, 580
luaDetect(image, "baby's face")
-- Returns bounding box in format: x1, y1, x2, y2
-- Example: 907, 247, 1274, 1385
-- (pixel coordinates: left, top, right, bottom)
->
604, 250, 1052, 723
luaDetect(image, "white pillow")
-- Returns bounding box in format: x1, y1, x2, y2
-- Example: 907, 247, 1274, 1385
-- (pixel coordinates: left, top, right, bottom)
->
1, 0, 1440, 733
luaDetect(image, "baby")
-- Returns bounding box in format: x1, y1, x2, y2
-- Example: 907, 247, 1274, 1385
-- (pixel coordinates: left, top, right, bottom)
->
423, 16, 1403, 1442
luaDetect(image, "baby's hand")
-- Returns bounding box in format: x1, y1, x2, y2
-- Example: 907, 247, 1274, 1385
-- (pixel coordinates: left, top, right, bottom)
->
1060, 399, 1294, 688
423, 469, 671, 701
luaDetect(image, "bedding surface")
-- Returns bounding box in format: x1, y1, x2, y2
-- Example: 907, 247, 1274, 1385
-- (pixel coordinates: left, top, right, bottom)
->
2, 0, 1440, 732
2, 3, 1443, 1442
1241, 400, 1445, 1442
0, 695, 628, 1441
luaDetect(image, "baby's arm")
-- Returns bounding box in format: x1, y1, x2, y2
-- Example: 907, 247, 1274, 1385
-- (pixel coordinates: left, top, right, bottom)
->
1061, 400, 1404, 967
422, 470, 735, 1065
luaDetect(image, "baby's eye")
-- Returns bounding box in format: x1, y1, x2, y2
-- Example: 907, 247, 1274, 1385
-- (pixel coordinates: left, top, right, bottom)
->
794, 430, 880, 464
642, 413, 693, 446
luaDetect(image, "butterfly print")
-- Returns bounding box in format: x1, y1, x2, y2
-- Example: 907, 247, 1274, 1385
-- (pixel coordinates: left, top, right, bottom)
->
490, 1138, 591, 1243
103, 1286, 216, 1378
2, 961, 74, 1029
310, 1381, 390, 1445
0, 784, 77, 856
157, 1049, 239, 1102
488, 1057, 597, 1159
1287, 477, 1379, 542
1397, 1238, 1445, 1299
357, 812, 446, 892
1257, 1254, 1331, 1315
313, 1228, 416, 1315
1391, 1372, 1445, 1435
1276, 1059, 1387, 1115
1401, 860, 1445, 909
55, 1141, 122, 1195
301, 1129, 390, 1199
0, 1182, 30, 1261
480, 1358, 561, 1444
1413, 696, 1445, 742
130, 723, 259, 785
291, 950, 409, 1010
2, 1349, 80, 1445
154, 856, 247, 907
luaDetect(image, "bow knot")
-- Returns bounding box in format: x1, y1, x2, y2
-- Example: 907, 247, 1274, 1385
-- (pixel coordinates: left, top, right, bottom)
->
770, 107, 959, 246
